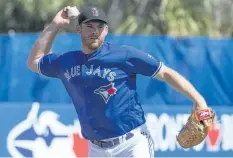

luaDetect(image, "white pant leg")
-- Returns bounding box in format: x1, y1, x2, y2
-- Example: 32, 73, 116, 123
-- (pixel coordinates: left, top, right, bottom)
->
88, 141, 111, 157
110, 131, 154, 158
88, 124, 155, 158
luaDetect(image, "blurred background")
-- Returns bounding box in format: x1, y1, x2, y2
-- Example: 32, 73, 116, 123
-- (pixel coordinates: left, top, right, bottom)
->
0, 0, 233, 157
2, 0, 233, 36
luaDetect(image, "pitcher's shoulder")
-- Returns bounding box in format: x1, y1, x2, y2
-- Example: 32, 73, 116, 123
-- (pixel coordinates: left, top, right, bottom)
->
57, 50, 82, 59
104, 42, 133, 53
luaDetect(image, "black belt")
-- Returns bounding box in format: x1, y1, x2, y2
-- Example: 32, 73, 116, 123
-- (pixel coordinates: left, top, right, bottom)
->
91, 132, 134, 148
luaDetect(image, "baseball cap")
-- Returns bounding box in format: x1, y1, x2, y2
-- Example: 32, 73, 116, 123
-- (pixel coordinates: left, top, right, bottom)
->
78, 6, 108, 24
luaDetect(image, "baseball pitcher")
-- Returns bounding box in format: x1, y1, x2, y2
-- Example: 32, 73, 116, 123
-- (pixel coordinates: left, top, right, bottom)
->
27, 5, 214, 157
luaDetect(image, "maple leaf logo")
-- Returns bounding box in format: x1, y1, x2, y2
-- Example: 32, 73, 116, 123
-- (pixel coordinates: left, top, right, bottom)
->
94, 83, 117, 104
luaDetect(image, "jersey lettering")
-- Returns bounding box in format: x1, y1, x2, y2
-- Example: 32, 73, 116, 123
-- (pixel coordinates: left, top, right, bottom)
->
64, 64, 115, 82
92, 66, 101, 77
71, 65, 80, 77
107, 72, 116, 82
102, 69, 111, 78
86, 65, 93, 75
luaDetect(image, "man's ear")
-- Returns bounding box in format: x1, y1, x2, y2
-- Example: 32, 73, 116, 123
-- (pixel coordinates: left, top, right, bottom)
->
104, 25, 109, 36
76, 24, 81, 33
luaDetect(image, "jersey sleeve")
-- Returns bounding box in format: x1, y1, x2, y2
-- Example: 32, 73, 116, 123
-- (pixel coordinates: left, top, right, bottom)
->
37, 53, 60, 78
124, 46, 163, 77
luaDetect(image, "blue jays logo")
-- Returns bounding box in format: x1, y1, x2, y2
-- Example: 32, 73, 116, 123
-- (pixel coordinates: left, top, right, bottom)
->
7, 103, 83, 158
94, 83, 117, 103
91, 8, 99, 16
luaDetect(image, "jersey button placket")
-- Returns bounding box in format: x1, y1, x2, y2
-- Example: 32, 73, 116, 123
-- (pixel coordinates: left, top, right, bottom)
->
83, 82, 91, 104
83, 80, 88, 88
84, 85, 90, 104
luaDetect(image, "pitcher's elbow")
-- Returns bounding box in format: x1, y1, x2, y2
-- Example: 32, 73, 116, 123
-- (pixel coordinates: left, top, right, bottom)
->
26, 60, 38, 72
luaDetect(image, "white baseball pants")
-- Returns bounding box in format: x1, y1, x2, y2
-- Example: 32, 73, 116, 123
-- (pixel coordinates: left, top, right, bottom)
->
88, 124, 154, 158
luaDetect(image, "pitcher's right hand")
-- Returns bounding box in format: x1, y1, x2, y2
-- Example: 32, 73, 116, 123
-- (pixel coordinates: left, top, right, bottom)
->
52, 6, 80, 28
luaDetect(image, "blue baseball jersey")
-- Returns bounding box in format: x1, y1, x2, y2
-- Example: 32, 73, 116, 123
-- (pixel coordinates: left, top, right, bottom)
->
38, 42, 162, 140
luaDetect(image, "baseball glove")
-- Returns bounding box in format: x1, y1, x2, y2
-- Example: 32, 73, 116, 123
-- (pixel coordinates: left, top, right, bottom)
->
176, 107, 215, 148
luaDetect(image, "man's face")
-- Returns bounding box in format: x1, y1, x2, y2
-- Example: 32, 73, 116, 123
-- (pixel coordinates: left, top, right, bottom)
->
78, 21, 108, 50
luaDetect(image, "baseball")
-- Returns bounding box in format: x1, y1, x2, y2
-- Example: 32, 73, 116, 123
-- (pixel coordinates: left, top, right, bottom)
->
67, 6, 80, 19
